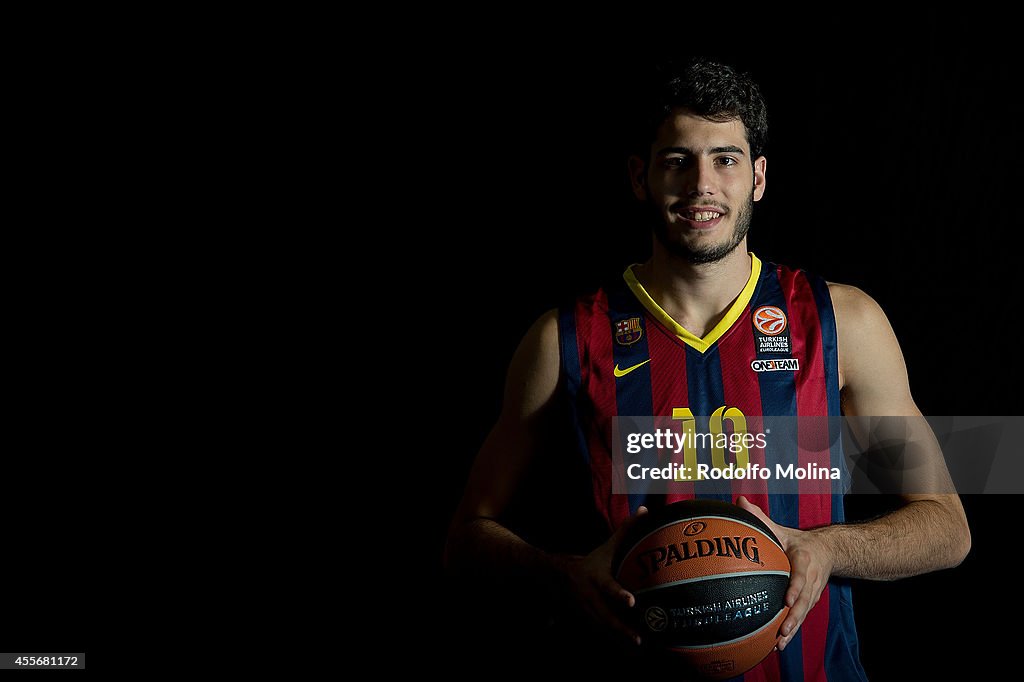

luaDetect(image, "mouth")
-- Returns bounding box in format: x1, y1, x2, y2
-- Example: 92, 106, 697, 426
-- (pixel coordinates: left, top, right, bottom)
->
673, 206, 726, 230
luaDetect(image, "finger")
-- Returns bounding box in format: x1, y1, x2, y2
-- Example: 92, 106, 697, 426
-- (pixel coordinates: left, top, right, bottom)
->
737, 495, 769, 526
736, 496, 786, 545
736, 495, 757, 512
779, 561, 808, 639
779, 601, 808, 651
590, 595, 643, 645
608, 505, 650, 551
781, 574, 823, 640
777, 596, 810, 651
785, 570, 806, 610
595, 574, 636, 608
780, 603, 806, 644
619, 505, 649, 531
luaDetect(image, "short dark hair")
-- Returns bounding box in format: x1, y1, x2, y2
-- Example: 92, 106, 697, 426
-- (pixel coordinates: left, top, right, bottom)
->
638, 59, 768, 160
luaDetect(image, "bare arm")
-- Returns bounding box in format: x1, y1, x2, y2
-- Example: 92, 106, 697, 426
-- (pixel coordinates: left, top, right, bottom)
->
443, 309, 565, 583
827, 282, 970, 578
444, 310, 646, 643
740, 283, 970, 650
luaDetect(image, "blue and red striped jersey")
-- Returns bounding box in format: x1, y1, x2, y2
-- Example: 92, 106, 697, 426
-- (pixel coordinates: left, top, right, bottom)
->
558, 253, 867, 682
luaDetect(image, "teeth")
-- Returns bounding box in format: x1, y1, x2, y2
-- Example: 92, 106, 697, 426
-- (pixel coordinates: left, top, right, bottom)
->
685, 211, 721, 222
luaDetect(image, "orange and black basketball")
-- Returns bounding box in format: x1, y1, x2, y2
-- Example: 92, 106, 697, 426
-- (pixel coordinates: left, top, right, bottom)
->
614, 500, 790, 679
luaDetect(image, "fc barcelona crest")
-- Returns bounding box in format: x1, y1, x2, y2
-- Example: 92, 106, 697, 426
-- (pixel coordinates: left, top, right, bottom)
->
615, 317, 643, 346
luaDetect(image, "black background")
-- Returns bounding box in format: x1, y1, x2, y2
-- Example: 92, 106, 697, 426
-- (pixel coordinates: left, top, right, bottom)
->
409, 46, 1023, 678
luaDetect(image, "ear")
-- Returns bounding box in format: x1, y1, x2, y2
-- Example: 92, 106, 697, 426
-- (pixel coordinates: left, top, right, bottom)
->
752, 156, 767, 202
628, 155, 647, 200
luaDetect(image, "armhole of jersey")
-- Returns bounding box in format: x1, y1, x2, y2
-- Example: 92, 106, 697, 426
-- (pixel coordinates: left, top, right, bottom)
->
557, 305, 581, 400
808, 274, 849, 502
809, 275, 840, 397
558, 305, 593, 466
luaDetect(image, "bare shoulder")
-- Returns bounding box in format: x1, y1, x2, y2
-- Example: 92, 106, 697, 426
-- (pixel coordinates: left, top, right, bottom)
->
828, 282, 886, 321
515, 308, 560, 370
504, 308, 561, 418
827, 282, 902, 391
535, 308, 560, 342
827, 282, 898, 342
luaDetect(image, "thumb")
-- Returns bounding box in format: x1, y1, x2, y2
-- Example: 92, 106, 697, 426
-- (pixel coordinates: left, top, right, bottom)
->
608, 505, 649, 547
736, 496, 786, 545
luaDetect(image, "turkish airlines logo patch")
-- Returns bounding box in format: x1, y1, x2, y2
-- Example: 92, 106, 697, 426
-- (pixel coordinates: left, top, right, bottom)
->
752, 305, 792, 354
753, 306, 787, 335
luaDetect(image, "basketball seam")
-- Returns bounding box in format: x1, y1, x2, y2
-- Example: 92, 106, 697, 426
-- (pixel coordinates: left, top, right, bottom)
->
631, 569, 791, 595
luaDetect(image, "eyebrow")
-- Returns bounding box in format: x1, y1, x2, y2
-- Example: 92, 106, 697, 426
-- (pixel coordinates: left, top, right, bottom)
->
657, 145, 746, 156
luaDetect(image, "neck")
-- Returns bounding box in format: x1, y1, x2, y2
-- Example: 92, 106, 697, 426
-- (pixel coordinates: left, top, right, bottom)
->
634, 242, 753, 338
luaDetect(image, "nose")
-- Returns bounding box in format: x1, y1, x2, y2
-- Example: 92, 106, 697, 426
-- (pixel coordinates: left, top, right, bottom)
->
684, 157, 717, 197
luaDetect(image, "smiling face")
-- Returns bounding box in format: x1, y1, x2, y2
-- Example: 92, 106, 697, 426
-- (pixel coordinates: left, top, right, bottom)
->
630, 108, 767, 264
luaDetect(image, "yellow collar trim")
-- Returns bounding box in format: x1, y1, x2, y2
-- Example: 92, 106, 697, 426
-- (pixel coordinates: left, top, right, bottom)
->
623, 253, 762, 353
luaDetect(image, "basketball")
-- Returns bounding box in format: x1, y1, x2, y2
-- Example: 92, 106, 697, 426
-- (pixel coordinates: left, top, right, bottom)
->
613, 500, 791, 679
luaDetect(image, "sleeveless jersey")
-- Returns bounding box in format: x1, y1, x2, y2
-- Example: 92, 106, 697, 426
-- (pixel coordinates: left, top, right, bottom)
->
557, 253, 867, 682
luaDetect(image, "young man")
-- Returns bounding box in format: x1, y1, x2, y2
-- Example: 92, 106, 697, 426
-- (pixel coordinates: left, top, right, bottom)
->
445, 59, 970, 680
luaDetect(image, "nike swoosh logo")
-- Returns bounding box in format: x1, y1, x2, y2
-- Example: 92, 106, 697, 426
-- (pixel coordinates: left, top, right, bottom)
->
613, 359, 651, 377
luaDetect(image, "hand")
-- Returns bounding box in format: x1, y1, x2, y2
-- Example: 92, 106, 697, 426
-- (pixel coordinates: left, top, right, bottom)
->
560, 506, 649, 645
736, 496, 835, 651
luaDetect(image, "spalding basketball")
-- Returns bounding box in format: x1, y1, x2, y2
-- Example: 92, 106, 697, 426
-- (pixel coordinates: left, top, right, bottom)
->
613, 500, 790, 679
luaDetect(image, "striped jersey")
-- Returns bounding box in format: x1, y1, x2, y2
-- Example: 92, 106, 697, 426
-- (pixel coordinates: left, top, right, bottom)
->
557, 253, 866, 682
